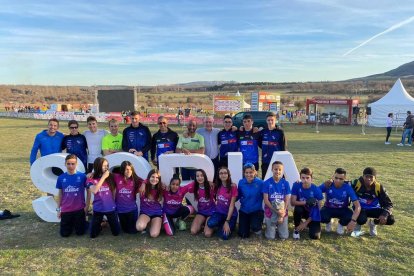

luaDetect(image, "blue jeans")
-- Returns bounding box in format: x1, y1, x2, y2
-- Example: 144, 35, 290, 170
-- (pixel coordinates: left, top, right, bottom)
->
207, 212, 237, 240
401, 128, 413, 144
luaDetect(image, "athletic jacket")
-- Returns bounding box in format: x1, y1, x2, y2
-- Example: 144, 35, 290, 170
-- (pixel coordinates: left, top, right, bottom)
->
122, 123, 151, 160
217, 129, 238, 159
260, 127, 286, 164
150, 128, 179, 161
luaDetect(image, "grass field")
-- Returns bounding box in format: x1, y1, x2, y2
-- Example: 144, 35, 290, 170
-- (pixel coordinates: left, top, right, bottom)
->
0, 117, 413, 275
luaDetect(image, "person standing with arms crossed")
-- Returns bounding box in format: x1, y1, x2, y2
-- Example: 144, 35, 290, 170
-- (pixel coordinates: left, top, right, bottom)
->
122, 111, 152, 160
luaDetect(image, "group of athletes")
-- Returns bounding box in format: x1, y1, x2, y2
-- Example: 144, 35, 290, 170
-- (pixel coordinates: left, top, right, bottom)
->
30, 111, 394, 240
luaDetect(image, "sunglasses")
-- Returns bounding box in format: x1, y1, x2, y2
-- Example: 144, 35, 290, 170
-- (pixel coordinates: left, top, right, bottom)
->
224, 121, 232, 123
158, 122, 167, 125
69, 126, 78, 129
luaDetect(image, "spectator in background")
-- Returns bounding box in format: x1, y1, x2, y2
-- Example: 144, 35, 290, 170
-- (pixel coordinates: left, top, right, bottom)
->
397, 111, 414, 146
61, 120, 88, 169
102, 119, 123, 156
122, 111, 152, 160
83, 116, 108, 173
385, 113, 393, 145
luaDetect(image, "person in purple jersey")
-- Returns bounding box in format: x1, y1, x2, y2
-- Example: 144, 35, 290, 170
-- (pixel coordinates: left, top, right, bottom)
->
320, 168, 361, 235
162, 175, 195, 236
237, 163, 264, 239
263, 161, 291, 240
190, 169, 216, 236
136, 169, 163, 238
56, 154, 89, 237
291, 167, 323, 240
86, 157, 120, 238
206, 167, 238, 240
351, 167, 394, 237
113, 161, 143, 234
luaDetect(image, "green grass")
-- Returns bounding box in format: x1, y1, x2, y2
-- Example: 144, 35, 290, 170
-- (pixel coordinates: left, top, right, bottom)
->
0, 117, 413, 275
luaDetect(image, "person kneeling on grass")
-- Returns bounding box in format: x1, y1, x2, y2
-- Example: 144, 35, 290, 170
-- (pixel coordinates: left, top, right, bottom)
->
136, 169, 163, 238
291, 167, 323, 240
162, 175, 195, 236
190, 169, 216, 236
320, 168, 361, 235
86, 157, 120, 238
113, 161, 143, 234
205, 167, 238, 240
263, 161, 291, 240
351, 167, 394, 237
237, 163, 264, 239
56, 154, 90, 237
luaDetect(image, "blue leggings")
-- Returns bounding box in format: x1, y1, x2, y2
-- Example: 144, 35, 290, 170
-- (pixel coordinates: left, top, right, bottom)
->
207, 212, 237, 240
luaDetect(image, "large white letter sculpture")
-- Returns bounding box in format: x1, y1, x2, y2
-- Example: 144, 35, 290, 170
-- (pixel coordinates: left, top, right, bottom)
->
31, 151, 299, 222
31, 153, 85, 222
263, 151, 300, 188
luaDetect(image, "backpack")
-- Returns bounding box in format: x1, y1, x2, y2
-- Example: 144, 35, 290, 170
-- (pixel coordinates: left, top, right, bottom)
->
353, 178, 381, 197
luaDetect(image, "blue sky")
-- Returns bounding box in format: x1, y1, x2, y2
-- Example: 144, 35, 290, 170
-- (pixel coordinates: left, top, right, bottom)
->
1, 0, 414, 85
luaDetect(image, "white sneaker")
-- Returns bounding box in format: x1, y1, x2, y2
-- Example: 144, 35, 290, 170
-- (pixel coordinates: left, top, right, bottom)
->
406, 144, 412, 147
325, 221, 332, 232
385, 142, 391, 145
293, 230, 300, 240
397, 143, 404, 146
336, 223, 344, 235
369, 219, 377, 236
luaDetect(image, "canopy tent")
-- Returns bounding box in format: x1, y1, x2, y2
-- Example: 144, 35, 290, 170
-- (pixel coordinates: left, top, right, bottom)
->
368, 79, 414, 127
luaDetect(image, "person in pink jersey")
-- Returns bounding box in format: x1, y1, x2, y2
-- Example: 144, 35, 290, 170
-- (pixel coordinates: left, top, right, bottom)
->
56, 154, 90, 237
86, 157, 120, 238
113, 161, 143, 234
190, 169, 216, 236
162, 175, 195, 236
136, 169, 163, 238
205, 167, 238, 240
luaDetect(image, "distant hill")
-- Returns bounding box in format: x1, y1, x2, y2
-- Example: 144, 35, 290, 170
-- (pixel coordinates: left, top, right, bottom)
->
177, 81, 238, 87
354, 61, 414, 80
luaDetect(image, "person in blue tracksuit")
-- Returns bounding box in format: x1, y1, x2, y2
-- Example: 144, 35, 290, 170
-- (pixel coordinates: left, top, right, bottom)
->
238, 114, 260, 169
122, 111, 151, 160
218, 115, 239, 168
61, 120, 88, 169
259, 112, 286, 179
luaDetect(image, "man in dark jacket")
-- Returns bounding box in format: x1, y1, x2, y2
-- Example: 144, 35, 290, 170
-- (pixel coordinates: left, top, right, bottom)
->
351, 167, 394, 236
397, 111, 414, 146
151, 116, 178, 168
122, 111, 151, 160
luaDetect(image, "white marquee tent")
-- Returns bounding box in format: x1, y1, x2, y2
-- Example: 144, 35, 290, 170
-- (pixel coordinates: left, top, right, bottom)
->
368, 79, 414, 127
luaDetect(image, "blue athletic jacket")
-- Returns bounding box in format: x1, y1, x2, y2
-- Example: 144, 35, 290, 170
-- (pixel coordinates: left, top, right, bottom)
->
260, 127, 286, 164
30, 130, 64, 165
217, 129, 238, 159
122, 124, 151, 160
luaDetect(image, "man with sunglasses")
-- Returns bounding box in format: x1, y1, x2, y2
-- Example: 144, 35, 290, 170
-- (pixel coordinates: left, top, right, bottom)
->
351, 167, 394, 236
61, 120, 88, 169
151, 116, 179, 168
319, 168, 361, 235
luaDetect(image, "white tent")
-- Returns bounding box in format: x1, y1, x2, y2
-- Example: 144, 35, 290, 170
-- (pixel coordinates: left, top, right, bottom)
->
368, 79, 414, 127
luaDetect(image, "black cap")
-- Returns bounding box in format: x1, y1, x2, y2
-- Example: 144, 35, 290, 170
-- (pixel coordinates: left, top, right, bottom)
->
363, 167, 377, 177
